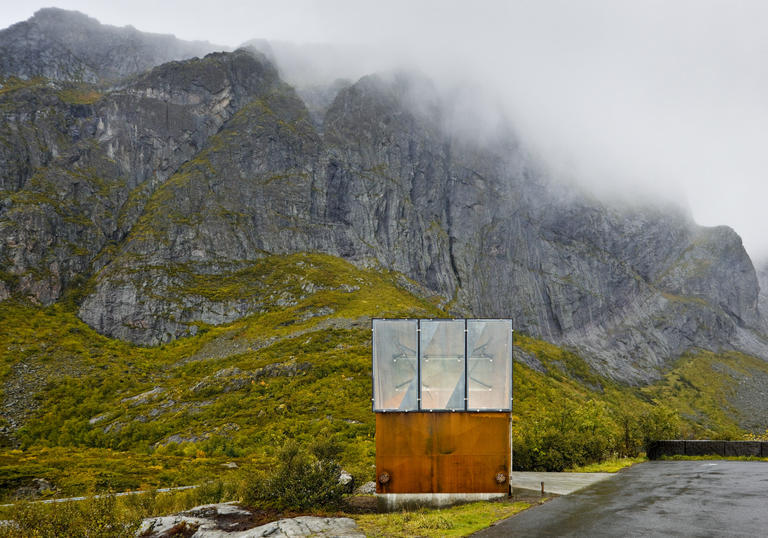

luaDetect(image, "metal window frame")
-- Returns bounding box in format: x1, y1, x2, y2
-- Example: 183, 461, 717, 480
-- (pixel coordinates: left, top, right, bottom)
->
465, 319, 515, 412
371, 318, 420, 412
372, 318, 514, 413
418, 318, 467, 412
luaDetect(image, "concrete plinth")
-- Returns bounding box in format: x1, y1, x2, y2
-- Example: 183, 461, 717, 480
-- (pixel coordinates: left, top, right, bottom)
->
376, 492, 507, 511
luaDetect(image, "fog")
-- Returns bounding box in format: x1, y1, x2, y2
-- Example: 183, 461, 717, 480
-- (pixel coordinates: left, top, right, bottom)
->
4, 1, 768, 260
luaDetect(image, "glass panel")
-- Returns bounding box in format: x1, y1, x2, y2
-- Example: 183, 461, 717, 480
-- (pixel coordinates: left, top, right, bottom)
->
373, 319, 419, 411
420, 320, 465, 410
467, 320, 512, 410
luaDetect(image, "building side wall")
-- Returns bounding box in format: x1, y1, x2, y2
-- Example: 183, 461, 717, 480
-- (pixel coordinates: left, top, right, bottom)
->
376, 412, 511, 494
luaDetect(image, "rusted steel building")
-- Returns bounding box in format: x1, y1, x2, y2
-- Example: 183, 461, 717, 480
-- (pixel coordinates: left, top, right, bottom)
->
372, 319, 513, 508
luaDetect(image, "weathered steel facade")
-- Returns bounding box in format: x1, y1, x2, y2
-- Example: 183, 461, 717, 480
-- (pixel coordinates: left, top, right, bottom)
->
376, 412, 511, 494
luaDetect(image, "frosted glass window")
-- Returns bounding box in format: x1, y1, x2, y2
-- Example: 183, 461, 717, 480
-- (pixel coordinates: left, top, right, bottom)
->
373, 319, 419, 410
420, 320, 465, 410
467, 320, 512, 410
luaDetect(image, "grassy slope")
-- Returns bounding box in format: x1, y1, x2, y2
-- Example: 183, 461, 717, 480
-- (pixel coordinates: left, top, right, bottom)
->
0, 253, 441, 498
1, 252, 767, 500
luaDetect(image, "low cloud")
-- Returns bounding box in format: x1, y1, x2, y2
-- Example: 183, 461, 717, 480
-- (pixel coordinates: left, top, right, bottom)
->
4, 0, 768, 258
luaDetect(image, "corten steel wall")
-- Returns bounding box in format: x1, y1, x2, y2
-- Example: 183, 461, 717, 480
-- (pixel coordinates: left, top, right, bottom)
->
376, 412, 510, 494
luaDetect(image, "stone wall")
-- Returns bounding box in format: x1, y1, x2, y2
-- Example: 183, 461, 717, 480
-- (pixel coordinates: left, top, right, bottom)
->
648, 440, 767, 459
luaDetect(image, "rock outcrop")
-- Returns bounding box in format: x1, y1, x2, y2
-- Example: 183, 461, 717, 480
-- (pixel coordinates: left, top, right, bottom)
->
138, 503, 364, 537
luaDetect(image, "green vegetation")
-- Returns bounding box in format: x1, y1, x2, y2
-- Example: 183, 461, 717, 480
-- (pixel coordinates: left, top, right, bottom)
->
0, 447, 243, 499
512, 335, 682, 471
0, 494, 139, 537
0, 77, 47, 96
57, 84, 102, 105
0, 253, 439, 501
641, 350, 762, 438
0, 479, 238, 537
566, 456, 645, 473
1, 251, 766, 528
355, 501, 534, 537
242, 439, 347, 511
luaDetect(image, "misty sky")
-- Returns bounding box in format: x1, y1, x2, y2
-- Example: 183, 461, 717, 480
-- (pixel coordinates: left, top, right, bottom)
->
3, 1, 768, 260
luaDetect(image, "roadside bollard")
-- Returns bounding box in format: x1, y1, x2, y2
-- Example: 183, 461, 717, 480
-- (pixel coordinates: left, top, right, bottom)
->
541, 481, 545, 495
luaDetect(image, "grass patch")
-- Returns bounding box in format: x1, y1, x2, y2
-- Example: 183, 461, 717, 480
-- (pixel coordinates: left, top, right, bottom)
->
354, 500, 532, 538
57, 85, 102, 105
0, 447, 247, 502
0, 77, 46, 96
566, 456, 645, 473
0, 478, 239, 536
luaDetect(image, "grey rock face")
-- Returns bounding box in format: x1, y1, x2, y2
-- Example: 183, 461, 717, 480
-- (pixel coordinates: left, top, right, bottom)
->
0, 8, 221, 83
0, 50, 282, 303
1, 35, 765, 383
77, 68, 768, 381
756, 260, 768, 323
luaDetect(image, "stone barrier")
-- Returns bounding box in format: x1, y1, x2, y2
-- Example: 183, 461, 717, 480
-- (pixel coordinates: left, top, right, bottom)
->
648, 440, 768, 460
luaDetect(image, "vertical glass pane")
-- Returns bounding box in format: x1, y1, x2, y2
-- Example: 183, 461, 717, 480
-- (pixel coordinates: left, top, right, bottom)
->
467, 320, 512, 410
420, 320, 465, 410
373, 319, 418, 410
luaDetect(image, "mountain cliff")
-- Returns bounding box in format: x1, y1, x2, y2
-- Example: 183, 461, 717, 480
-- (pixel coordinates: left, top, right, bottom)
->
0, 8, 219, 83
1, 9, 767, 386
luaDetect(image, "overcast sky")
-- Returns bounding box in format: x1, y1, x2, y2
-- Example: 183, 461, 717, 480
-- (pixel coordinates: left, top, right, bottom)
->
3, 1, 768, 260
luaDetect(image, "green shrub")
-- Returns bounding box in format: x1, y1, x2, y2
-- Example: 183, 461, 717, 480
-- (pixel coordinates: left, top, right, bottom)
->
514, 397, 616, 471
193, 478, 239, 506
514, 396, 685, 471
639, 405, 682, 450
241, 439, 347, 511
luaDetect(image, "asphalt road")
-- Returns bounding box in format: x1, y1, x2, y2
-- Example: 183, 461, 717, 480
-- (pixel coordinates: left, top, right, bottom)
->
476, 461, 768, 537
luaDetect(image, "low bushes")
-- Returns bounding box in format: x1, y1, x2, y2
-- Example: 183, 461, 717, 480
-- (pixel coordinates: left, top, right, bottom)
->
241, 439, 348, 511
514, 396, 682, 471
0, 495, 139, 538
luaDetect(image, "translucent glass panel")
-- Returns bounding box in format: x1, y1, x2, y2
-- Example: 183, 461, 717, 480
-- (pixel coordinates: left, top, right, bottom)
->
467, 320, 512, 410
420, 320, 466, 410
373, 319, 419, 411
373, 319, 513, 412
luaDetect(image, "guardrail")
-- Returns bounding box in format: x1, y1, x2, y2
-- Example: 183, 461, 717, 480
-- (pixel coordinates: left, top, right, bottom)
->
647, 440, 768, 459
0, 485, 198, 507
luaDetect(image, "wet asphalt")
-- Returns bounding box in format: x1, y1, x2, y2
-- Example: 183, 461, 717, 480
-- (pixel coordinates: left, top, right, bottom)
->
475, 461, 768, 537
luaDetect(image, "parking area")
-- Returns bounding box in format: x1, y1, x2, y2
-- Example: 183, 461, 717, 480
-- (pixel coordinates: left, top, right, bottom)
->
511, 471, 615, 495
477, 461, 768, 537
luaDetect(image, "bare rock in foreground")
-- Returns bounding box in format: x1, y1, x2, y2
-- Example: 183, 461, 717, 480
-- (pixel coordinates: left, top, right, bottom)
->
138, 503, 364, 537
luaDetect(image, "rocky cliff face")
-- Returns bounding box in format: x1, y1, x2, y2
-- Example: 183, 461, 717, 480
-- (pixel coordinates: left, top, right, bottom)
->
0, 49, 283, 304
757, 261, 768, 318
2, 10, 767, 384
0, 8, 220, 83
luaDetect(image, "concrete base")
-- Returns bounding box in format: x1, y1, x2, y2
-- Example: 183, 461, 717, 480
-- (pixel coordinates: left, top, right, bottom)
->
376, 493, 507, 511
